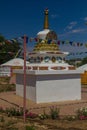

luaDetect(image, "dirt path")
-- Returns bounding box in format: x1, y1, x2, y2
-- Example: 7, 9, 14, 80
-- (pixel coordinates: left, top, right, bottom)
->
0, 87, 87, 116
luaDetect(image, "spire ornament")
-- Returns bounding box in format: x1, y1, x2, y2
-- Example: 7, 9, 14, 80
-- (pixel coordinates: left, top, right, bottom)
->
44, 9, 49, 29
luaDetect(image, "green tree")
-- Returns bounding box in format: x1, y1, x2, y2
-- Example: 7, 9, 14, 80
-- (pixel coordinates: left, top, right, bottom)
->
0, 34, 5, 42
78, 57, 87, 66
0, 35, 21, 64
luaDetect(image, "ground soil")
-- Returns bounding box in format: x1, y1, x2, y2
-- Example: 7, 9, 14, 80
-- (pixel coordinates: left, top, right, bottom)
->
0, 77, 87, 129
0, 114, 87, 130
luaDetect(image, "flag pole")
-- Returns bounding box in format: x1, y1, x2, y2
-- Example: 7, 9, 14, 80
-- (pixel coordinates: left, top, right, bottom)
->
23, 35, 27, 122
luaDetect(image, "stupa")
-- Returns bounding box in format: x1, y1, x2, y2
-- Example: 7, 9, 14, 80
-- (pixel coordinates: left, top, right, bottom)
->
28, 9, 75, 70
15, 9, 82, 103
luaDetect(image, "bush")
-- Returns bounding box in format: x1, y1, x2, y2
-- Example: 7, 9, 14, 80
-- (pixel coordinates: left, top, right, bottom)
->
25, 125, 36, 130
5, 107, 24, 117
38, 109, 49, 120
64, 115, 77, 121
76, 107, 87, 120
25, 112, 38, 119
38, 113, 49, 120
49, 106, 60, 119
0, 84, 16, 92
0, 77, 10, 83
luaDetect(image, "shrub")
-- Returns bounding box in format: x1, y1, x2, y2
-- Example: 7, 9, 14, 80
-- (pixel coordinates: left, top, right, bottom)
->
64, 115, 77, 121
49, 106, 60, 119
76, 107, 87, 120
26, 112, 38, 119
38, 110, 49, 120
5, 107, 24, 117
0, 84, 16, 92
38, 113, 48, 120
25, 125, 36, 130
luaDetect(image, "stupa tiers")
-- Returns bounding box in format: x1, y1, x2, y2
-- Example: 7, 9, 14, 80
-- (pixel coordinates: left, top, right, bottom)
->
28, 9, 75, 70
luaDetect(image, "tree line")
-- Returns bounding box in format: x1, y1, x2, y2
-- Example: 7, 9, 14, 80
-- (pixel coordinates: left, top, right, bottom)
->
0, 34, 20, 64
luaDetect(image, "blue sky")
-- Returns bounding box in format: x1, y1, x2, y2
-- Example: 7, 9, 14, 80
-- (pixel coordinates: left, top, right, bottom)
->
0, 0, 87, 59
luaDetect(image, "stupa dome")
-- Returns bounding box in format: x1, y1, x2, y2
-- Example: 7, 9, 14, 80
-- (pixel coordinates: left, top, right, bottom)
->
37, 29, 58, 40
33, 9, 59, 52
37, 29, 50, 40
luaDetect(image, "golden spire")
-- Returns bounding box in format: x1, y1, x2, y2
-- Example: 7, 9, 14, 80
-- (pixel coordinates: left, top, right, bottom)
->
44, 9, 49, 29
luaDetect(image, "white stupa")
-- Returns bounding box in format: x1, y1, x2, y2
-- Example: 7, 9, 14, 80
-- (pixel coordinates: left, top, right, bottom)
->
27, 9, 75, 70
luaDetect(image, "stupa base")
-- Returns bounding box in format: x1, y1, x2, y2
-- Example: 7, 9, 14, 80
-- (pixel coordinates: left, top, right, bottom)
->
14, 70, 82, 103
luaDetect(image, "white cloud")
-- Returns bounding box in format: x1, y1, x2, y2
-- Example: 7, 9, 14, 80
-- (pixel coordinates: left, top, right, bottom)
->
65, 21, 77, 30
83, 17, 87, 21
51, 14, 59, 18
70, 21, 77, 25
59, 28, 87, 39
71, 28, 86, 33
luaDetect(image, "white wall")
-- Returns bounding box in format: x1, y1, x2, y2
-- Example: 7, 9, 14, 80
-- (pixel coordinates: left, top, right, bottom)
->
36, 79, 81, 103
16, 85, 36, 102
15, 70, 81, 103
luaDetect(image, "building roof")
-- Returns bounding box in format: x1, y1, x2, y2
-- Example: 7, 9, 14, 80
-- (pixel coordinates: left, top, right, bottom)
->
1, 58, 29, 67
77, 64, 87, 70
